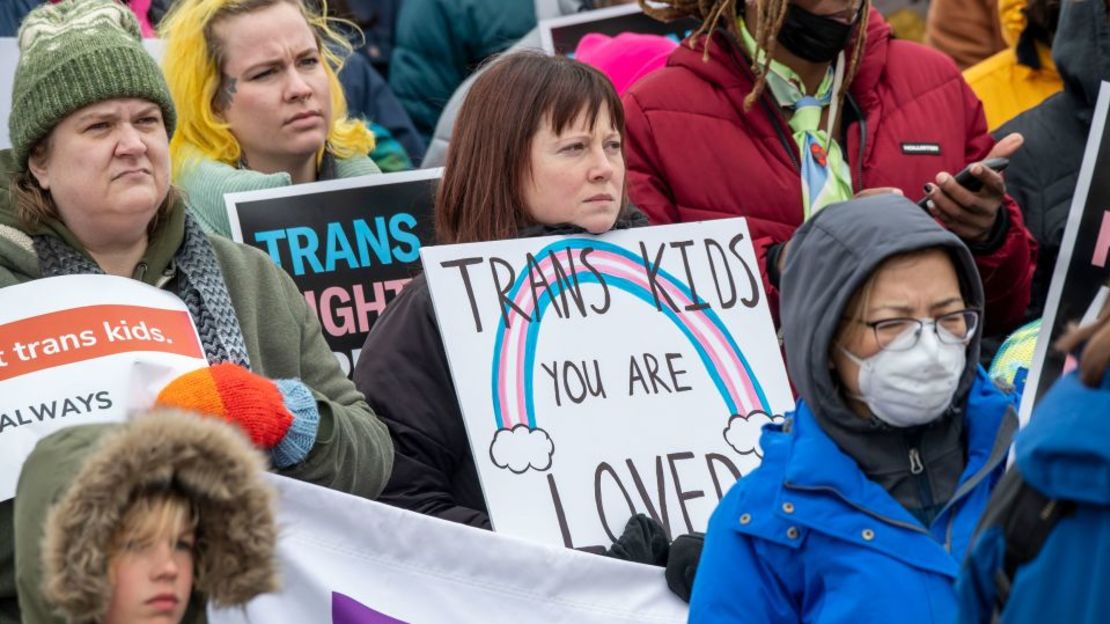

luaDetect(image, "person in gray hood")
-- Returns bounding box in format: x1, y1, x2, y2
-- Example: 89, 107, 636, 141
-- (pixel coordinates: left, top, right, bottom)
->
690, 194, 1018, 623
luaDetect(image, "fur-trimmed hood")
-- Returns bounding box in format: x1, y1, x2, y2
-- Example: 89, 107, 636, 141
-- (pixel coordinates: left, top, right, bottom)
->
14, 411, 279, 624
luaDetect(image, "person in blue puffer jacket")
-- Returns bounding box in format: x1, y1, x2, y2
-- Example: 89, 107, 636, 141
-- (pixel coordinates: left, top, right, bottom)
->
690, 194, 1019, 623
956, 305, 1110, 624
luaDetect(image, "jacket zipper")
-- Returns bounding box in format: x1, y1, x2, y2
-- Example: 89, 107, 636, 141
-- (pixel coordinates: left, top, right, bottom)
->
908, 448, 925, 474
904, 428, 937, 527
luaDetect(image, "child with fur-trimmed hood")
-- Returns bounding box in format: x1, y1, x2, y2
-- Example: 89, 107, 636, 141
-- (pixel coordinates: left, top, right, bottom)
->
12, 411, 279, 624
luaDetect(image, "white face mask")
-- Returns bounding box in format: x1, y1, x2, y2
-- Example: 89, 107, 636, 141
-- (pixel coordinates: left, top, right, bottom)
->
839, 325, 967, 427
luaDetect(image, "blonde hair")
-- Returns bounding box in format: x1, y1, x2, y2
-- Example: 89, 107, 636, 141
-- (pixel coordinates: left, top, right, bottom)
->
160, 0, 375, 176
640, 0, 870, 112
109, 490, 199, 562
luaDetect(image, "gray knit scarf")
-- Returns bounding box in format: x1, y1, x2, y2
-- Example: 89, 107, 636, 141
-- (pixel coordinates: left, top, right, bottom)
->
33, 212, 251, 368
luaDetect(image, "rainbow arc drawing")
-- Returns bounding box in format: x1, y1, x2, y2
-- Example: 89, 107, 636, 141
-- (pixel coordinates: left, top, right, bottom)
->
489, 239, 771, 472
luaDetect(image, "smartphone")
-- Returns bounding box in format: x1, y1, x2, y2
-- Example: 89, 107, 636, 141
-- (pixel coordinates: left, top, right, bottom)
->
917, 157, 1010, 209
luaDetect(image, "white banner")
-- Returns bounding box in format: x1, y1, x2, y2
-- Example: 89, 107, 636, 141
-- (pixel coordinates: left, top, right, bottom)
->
209, 475, 687, 624
0, 275, 207, 500
421, 219, 794, 549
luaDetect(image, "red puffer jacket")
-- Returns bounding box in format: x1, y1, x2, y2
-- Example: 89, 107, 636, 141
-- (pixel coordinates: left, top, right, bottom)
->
623, 9, 1035, 336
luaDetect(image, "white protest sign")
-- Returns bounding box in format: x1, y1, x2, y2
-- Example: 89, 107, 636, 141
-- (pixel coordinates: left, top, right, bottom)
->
421, 219, 795, 549
209, 474, 687, 624
0, 275, 208, 500
0, 38, 165, 148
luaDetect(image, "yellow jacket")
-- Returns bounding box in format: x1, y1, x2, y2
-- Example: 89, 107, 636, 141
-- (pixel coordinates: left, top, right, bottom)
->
963, 0, 1062, 131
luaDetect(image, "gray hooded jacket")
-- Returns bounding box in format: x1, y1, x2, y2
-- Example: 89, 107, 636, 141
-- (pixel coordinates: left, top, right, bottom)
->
781, 195, 990, 519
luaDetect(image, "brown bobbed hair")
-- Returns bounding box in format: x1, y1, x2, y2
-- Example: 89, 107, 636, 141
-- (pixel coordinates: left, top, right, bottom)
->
436, 51, 630, 244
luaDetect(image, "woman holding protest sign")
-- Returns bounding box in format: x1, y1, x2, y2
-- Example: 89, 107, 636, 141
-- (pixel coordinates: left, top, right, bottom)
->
689, 194, 1018, 622
159, 0, 382, 237
623, 0, 1037, 347
354, 51, 665, 550
0, 2, 393, 620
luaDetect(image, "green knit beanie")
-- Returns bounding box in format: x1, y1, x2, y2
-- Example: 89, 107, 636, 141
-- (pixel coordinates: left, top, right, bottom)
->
9, 0, 177, 168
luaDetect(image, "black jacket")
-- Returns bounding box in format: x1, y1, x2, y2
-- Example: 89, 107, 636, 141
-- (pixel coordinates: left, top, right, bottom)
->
354, 274, 491, 528
995, 0, 1110, 322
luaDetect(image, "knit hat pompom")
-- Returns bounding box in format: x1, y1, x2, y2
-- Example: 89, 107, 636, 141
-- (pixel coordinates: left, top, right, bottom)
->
9, 0, 177, 168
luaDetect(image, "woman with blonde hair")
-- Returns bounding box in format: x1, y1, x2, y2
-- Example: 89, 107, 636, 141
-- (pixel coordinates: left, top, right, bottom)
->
160, 0, 381, 236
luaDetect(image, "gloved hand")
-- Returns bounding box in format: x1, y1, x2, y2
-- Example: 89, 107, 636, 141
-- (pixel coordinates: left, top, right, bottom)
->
155, 362, 319, 468
604, 514, 670, 566
665, 532, 704, 603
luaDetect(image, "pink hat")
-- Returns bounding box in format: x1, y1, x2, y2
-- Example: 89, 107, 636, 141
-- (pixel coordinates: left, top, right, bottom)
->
574, 32, 679, 96
129, 0, 156, 37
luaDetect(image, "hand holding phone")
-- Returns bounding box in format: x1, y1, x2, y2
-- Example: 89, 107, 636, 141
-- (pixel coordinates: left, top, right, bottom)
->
916, 133, 1019, 244
917, 157, 1009, 208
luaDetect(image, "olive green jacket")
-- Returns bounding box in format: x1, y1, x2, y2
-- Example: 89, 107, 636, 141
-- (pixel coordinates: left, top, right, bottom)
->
0, 149, 393, 623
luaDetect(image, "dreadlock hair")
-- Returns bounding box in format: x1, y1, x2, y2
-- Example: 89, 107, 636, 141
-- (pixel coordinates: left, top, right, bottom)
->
639, 0, 871, 112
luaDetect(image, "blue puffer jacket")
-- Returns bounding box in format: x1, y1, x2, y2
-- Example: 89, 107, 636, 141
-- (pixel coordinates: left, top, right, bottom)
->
691, 369, 1016, 623
956, 371, 1110, 624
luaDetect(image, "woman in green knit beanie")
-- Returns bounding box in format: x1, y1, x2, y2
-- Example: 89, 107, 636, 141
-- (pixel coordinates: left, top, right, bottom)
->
160, 0, 383, 236
0, 2, 393, 621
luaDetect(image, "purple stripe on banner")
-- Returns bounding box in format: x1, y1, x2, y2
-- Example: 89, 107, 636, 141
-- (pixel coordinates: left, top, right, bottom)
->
332, 592, 409, 624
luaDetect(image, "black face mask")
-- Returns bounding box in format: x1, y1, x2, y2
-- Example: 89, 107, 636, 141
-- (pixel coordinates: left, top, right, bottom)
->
776, 3, 857, 63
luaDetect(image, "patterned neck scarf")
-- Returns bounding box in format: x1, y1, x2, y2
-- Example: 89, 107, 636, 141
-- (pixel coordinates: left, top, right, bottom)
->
739, 18, 853, 219
33, 211, 251, 368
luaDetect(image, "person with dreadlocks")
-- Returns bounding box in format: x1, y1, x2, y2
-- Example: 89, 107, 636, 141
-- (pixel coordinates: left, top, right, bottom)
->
623, 0, 1037, 347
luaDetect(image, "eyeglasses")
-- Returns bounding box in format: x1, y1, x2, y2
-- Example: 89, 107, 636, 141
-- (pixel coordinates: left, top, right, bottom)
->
860, 309, 980, 351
